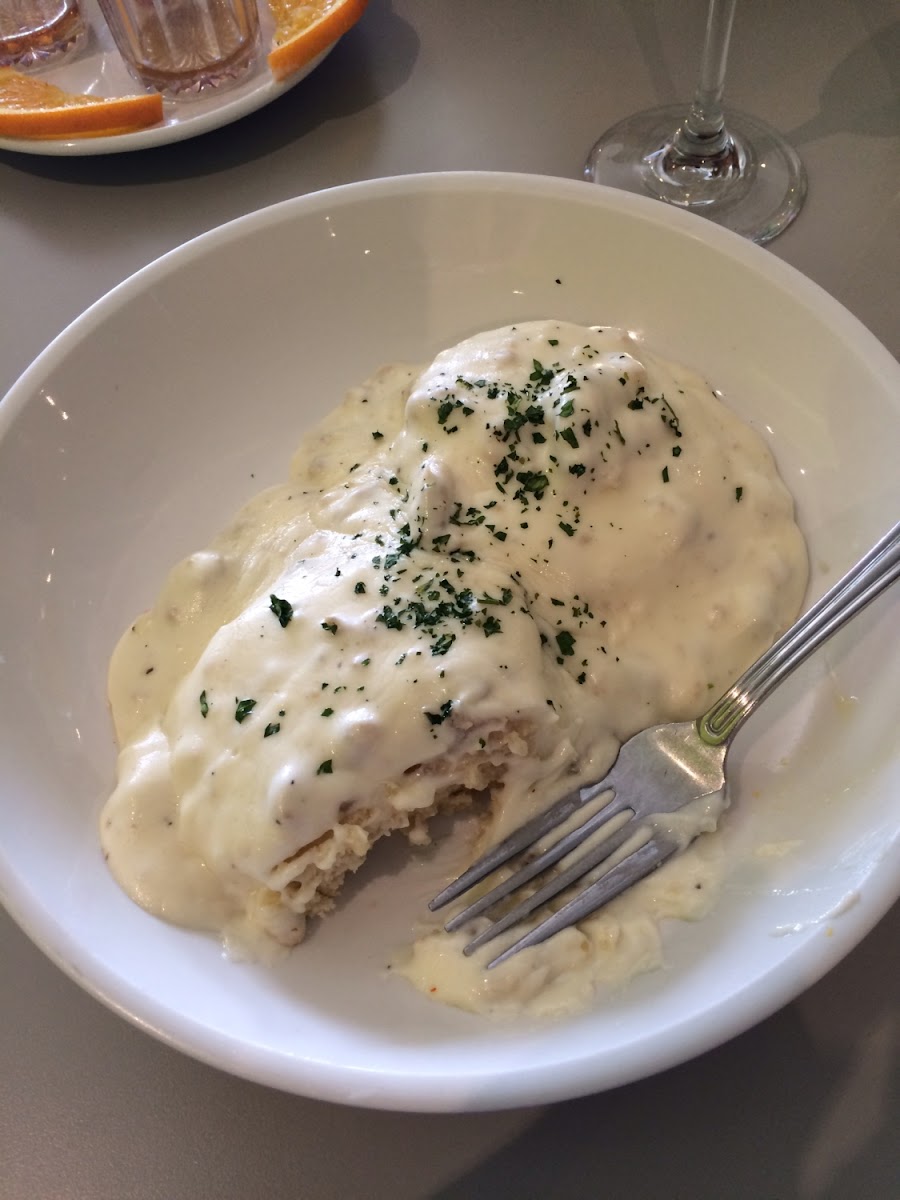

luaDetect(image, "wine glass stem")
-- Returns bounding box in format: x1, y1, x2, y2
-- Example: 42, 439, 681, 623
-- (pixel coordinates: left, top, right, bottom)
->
673, 0, 737, 158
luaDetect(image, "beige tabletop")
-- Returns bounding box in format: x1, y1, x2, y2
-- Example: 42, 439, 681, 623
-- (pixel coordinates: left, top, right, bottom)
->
1, 2, 899, 1197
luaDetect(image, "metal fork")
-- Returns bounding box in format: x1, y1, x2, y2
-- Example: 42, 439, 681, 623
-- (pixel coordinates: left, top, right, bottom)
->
430, 518, 900, 967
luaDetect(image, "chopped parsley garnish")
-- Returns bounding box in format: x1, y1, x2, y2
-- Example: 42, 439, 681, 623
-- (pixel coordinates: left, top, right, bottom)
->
375, 605, 403, 631
354, 581, 367, 594
515, 470, 549, 499
321, 707, 334, 717
316, 759, 333, 775
449, 503, 486, 527
659, 396, 682, 437
424, 699, 454, 725
530, 359, 555, 387
199, 690, 209, 718
735, 486, 743, 501
321, 620, 338, 636
555, 631, 576, 657
264, 723, 281, 738
477, 588, 513, 606
662, 466, 670, 483
234, 697, 256, 723
269, 594, 293, 627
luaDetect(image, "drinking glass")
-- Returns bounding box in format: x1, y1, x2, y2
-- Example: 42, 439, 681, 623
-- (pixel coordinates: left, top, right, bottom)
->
584, 0, 806, 244
0, 0, 86, 68
96, 0, 260, 97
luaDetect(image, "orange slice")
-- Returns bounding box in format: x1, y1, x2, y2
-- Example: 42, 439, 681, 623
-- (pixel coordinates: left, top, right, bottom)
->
0, 68, 163, 140
267, 0, 368, 82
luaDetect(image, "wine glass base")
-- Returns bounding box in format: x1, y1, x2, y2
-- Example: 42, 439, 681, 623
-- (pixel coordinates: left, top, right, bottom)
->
584, 104, 807, 245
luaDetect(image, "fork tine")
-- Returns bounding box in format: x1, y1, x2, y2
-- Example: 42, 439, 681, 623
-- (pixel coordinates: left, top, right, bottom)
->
486, 837, 677, 968
443, 791, 629, 934
461, 817, 639, 954
428, 773, 616, 912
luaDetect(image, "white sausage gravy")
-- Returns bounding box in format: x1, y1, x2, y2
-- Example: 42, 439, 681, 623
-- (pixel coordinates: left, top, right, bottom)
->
101, 322, 807, 1017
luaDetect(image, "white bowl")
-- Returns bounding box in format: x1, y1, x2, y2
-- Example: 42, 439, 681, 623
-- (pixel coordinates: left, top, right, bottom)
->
1, 173, 898, 1112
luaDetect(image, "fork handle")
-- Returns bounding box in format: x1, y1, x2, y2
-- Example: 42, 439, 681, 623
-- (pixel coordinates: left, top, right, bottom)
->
698, 518, 900, 746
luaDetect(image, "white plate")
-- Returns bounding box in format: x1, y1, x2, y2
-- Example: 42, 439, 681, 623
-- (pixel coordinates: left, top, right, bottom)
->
0, 0, 330, 156
1, 173, 898, 1112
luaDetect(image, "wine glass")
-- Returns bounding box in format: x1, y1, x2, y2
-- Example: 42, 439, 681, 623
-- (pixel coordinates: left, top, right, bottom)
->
584, 0, 806, 244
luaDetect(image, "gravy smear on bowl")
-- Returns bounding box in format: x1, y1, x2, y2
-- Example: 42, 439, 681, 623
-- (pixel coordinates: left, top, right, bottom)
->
101, 321, 807, 1017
